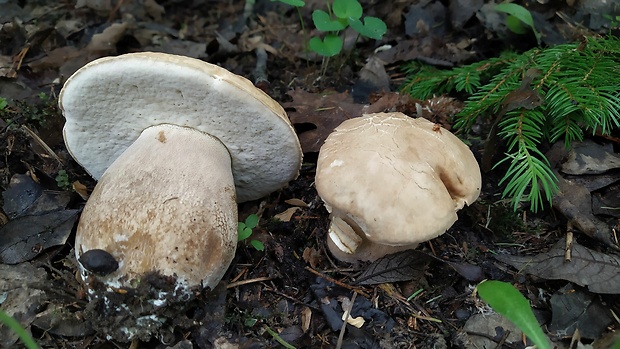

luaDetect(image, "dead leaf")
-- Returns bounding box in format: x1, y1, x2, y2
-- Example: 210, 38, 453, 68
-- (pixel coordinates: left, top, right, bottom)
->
302, 247, 322, 269
0, 263, 47, 348
355, 250, 433, 285
361, 92, 420, 115
552, 171, 617, 249
27, 46, 81, 72
284, 198, 308, 207
561, 140, 620, 175
549, 284, 614, 339
495, 240, 620, 294
0, 209, 79, 264
355, 250, 483, 285
86, 22, 129, 54
274, 207, 299, 222
300, 306, 312, 333
31, 305, 94, 337
284, 89, 363, 153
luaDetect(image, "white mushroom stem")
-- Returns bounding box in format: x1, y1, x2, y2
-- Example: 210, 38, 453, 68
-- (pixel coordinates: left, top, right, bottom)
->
328, 216, 362, 254
326, 213, 419, 263
75, 124, 238, 291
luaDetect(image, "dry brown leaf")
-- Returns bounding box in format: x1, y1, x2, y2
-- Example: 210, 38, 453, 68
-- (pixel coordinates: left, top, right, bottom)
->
284, 89, 364, 153
300, 306, 312, 333
302, 247, 322, 269
284, 198, 308, 207
86, 22, 128, 54
27, 47, 81, 72
274, 207, 299, 222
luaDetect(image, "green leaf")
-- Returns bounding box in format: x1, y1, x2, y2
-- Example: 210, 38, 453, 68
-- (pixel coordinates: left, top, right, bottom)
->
332, 0, 362, 20
238, 223, 252, 241
312, 10, 347, 32
478, 280, 551, 349
271, 0, 305, 7
347, 16, 387, 40
495, 2, 541, 44
250, 239, 265, 251
0, 97, 7, 110
309, 35, 343, 57
245, 214, 259, 229
505, 15, 529, 34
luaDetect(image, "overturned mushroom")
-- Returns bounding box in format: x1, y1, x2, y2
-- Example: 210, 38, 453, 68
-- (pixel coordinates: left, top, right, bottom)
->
60, 53, 301, 297
315, 112, 481, 262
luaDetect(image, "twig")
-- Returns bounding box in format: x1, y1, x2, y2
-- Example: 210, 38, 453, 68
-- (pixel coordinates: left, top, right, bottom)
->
565, 222, 574, 262
335, 292, 357, 349
21, 125, 64, 165
304, 266, 369, 298
226, 276, 274, 289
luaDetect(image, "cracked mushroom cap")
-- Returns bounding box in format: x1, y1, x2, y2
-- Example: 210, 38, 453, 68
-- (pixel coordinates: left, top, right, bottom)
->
60, 52, 302, 202
315, 112, 481, 261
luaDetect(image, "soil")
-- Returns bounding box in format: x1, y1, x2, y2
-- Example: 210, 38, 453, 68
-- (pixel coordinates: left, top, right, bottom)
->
1, 0, 619, 348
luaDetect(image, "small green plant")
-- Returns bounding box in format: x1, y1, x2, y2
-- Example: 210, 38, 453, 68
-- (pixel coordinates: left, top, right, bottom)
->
402, 36, 620, 211
0, 309, 40, 349
477, 280, 551, 349
272, 0, 387, 58
0, 97, 7, 110
495, 2, 541, 44
55, 170, 71, 190
238, 214, 265, 251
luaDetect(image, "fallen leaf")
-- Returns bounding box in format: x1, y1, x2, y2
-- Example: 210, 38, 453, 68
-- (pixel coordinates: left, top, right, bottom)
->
355, 250, 433, 285
355, 250, 483, 285
561, 140, 620, 175
284, 198, 308, 207
86, 22, 128, 54
0, 263, 47, 348
495, 240, 620, 294
0, 209, 79, 264
32, 305, 94, 337
273, 207, 299, 222
302, 247, 322, 269
284, 89, 363, 153
552, 171, 617, 248
548, 284, 614, 339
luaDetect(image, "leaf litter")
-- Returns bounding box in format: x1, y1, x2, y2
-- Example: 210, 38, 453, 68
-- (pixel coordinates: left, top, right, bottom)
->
1, 0, 620, 347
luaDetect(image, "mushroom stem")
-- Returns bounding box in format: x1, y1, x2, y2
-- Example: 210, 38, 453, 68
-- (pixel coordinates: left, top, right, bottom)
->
75, 124, 238, 291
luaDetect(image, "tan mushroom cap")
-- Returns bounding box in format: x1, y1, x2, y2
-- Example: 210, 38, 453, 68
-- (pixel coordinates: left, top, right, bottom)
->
315, 112, 481, 261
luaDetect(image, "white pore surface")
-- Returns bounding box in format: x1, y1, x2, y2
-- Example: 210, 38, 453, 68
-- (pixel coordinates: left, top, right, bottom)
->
60, 53, 302, 202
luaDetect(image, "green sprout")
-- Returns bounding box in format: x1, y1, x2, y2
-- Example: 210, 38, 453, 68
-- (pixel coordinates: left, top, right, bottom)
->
238, 214, 265, 251
272, 0, 387, 58
309, 0, 386, 57
55, 170, 71, 190
0, 97, 7, 110
477, 280, 551, 349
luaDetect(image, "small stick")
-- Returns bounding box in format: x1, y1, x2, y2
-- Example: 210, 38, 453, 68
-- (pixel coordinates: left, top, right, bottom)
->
335, 292, 357, 349
227, 276, 274, 289
305, 266, 369, 298
565, 222, 574, 262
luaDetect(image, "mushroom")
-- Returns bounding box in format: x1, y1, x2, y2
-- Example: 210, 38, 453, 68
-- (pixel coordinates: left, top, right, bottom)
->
315, 112, 481, 262
60, 52, 302, 293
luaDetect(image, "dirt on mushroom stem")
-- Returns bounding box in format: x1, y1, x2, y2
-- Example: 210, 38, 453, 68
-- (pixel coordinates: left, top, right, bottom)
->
83, 271, 212, 343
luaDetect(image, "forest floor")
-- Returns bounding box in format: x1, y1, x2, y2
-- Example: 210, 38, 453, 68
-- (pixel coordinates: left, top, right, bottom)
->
1, 0, 620, 348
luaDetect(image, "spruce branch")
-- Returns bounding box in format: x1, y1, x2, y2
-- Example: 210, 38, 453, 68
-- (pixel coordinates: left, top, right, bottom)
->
401, 36, 620, 211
